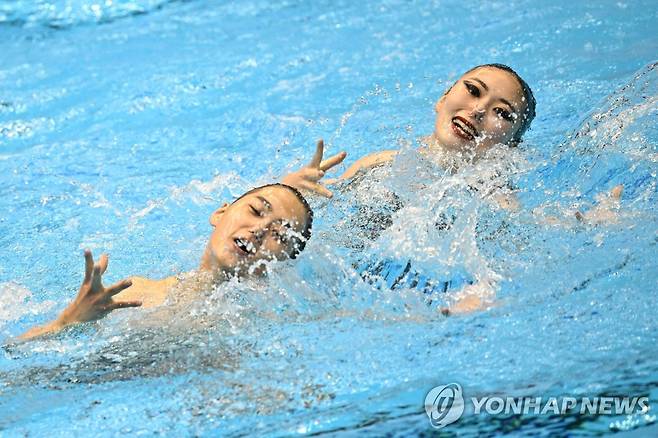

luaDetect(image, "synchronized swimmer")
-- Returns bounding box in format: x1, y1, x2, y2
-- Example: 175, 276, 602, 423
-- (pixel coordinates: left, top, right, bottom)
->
282, 63, 537, 313
18, 183, 315, 341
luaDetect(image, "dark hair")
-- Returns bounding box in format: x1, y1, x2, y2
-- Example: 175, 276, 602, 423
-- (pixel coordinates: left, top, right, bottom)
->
232, 183, 313, 259
461, 63, 536, 144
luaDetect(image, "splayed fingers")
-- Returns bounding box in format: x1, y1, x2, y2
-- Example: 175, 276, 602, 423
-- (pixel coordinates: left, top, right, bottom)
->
72, 249, 141, 321
282, 138, 347, 197
310, 139, 347, 172
106, 278, 134, 297
320, 151, 347, 172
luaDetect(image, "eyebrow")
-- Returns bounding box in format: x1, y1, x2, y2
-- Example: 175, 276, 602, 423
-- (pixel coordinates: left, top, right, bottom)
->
499, 98, 518, 114
256, 196, 272, 211
470, 78, 489, 91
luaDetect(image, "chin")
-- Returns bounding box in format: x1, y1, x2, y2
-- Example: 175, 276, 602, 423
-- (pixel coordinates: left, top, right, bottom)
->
434, 131, 469, 151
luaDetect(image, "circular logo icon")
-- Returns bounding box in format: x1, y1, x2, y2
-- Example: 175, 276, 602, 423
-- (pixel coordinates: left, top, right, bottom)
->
424, 383, 464, 429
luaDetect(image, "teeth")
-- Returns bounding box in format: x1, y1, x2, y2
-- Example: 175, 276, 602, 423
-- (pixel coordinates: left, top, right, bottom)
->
235, 239, 247, 253
453, 119, 476, 138
235, 238, 256, 254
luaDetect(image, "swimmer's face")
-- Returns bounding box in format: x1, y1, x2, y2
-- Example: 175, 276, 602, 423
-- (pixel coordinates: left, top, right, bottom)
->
206, 186, 310, 277
433, 67, 528, 154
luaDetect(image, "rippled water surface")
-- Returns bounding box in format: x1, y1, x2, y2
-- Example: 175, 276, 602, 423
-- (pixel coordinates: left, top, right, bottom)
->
1, 0, 657, 436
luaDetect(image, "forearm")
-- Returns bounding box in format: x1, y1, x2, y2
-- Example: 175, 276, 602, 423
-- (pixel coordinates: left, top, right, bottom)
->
16, 315, 70, 342
534, 184, 623, 226
12, 249, 142, 344
337, 150, 398, 181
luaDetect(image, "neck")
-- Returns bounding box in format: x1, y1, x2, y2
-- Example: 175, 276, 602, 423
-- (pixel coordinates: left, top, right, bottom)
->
199, 243, 230, 284
419, 135, 463, 170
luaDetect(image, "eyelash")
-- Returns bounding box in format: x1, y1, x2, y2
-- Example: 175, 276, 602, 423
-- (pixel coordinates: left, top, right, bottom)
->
495, 107, 513, 122
249, 205, 262, 216
464, 81, 480, 97
249, 206, 288, 243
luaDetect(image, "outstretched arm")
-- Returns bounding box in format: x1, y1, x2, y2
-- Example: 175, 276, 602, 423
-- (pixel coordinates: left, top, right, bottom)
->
17, 250, 140, 342
440, 185, 626, 316
332, 149, 398, 181
282, 139, 400, 197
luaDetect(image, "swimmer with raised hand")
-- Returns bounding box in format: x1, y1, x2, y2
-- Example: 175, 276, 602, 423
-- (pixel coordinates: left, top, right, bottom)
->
280, 64, 622, 315
276, 65, 537, 315
284, 64, 536, 193
19, 250, 142, 339
18, 184, 313, 341
284, 64, 620, 214
281, 64, 536, 216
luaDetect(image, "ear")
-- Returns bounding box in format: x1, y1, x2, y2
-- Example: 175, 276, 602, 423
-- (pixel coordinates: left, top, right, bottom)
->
210, 203, 230, 227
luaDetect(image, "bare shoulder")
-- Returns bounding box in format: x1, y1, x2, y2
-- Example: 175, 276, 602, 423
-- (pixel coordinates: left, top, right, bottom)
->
115, 275, 179, 308
339, 150, 398, 180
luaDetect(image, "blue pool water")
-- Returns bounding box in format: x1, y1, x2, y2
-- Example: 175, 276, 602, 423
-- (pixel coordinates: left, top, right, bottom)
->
1, 0, 657, 435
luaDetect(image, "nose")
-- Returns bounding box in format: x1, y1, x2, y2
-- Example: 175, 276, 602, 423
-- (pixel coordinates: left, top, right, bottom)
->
249, 228, 265, 246
471, 105, 485, 122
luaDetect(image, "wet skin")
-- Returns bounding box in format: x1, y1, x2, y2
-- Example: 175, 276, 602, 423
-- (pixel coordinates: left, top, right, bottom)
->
333, 67, 531, 181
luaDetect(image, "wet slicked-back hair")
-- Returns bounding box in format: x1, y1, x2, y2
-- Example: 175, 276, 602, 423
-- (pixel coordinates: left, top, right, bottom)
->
460, 63, 536, 144
232, 183, 313, 259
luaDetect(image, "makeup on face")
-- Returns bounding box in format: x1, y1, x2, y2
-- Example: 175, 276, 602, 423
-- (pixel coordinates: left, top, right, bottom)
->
433, 67, 527, 153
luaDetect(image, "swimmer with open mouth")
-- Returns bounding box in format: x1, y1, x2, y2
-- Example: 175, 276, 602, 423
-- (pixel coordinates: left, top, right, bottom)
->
16, 183, 317, 342
282, 63, 537, 196
282, 64, 621, 314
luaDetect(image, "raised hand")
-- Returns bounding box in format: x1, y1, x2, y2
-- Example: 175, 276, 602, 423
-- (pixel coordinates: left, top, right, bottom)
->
16, 250, 140, 342
281, 139, 347, 198
57, 249, 140, 325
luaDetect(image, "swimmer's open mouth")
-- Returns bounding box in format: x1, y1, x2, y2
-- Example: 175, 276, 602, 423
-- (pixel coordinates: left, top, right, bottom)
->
451, 116, 478, 141
233, 237, 256, 255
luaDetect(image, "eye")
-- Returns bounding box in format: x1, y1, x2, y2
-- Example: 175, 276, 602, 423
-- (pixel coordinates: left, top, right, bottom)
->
249, 205, 262, 216
464, 81, 480, 97
272, 229, 288, 244
494, 107, 514, 122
